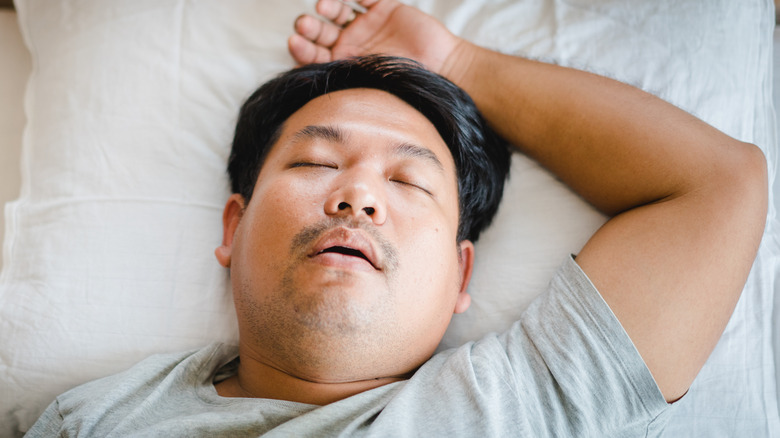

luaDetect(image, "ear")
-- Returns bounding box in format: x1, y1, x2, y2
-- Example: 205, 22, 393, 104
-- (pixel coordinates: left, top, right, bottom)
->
453, 240, 474, 314
214, 194, 246, 268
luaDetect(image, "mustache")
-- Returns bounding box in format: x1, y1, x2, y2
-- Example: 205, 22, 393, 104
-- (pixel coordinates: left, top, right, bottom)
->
289, 217, 399, 273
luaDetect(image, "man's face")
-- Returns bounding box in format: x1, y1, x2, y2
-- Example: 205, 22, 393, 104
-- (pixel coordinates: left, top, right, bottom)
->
216, 88, 473, 383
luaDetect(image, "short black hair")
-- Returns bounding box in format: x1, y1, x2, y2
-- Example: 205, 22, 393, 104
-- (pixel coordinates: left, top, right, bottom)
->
229, 55, 510, 242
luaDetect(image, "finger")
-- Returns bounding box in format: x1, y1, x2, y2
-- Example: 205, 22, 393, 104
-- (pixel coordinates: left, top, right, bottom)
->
288, 34, 333, 65
316, 0, 358, 27
294, 14, 342, 48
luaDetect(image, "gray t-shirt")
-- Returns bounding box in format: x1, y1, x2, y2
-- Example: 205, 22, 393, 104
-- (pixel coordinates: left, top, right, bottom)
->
26, 256, 674, 437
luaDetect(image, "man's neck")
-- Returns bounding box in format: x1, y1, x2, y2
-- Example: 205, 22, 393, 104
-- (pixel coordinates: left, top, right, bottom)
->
214, 355, 408, 405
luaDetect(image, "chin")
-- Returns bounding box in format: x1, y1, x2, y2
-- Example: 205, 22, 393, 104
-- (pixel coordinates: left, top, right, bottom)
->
282, 265, 394, 330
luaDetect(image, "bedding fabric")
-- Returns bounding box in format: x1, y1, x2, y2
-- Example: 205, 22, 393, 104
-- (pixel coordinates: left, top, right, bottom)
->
0, 0, 777, 436
0, 10, 28, 272
27, 257, 673, 437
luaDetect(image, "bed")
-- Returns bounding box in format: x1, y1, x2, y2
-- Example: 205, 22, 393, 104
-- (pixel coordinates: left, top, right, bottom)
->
0, 0, 778, 436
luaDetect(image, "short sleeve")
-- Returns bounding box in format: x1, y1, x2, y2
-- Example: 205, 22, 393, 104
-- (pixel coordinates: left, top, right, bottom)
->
499, 255, 674, 436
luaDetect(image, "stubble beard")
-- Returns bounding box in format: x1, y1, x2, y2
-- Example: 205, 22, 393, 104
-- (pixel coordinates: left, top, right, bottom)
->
240, 218, 404, 380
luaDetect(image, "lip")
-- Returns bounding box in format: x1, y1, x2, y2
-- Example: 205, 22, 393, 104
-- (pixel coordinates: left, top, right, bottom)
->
308, 227, 382, 271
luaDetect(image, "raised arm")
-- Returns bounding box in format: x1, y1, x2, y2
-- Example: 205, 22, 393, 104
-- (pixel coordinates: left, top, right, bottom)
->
289, 0, 768, 402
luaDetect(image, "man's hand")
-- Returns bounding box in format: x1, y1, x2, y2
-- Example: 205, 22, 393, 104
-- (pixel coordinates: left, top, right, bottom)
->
288, 0, 463, 77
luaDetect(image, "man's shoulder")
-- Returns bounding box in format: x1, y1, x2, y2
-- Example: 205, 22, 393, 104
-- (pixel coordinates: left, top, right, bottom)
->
96, 343, 235, 389
27, 343, 238, 437
60, 344, 236, 418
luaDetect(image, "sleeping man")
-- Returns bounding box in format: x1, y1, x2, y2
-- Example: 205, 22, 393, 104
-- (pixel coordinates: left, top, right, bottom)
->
28, 0, 767, 436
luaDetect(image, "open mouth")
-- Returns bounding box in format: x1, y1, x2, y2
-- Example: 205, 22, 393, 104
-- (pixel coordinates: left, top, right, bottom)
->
308, 227, 382, 271
317, 246, 374, 267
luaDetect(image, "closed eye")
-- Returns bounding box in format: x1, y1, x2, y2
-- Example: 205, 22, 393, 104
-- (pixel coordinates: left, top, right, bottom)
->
290, 162, 337, 169
390, 179, 433, 196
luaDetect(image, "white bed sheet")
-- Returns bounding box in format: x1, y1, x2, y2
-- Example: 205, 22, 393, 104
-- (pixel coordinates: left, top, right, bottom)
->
0, 1, 778, 436
0, 9, 28, 272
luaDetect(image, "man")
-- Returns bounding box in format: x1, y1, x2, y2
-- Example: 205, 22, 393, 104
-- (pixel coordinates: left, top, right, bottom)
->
28, 0, 766, 436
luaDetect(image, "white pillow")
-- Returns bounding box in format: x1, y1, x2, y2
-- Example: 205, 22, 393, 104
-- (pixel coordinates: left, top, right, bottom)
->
1, 0, 776, 436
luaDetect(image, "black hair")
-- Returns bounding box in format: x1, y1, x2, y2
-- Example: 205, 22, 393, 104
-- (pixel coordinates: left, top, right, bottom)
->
228, 55, 510, 242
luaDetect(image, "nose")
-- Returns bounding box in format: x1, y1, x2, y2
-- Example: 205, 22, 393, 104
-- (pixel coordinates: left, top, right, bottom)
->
324, 171, 387, 225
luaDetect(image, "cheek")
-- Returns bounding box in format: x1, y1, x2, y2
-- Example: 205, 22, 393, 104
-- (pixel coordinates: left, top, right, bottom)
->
238, 180, 325, 270
392, 223, 461, 341
253, 178, 325, 225
393, 210, 460, 294
388, 187, 460, 272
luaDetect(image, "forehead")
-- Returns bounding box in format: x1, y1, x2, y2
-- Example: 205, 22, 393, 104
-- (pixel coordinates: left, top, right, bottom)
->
273, 88, 455, 168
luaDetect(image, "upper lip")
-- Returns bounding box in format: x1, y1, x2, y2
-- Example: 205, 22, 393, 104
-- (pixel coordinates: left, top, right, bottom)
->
308, 227, 382, 270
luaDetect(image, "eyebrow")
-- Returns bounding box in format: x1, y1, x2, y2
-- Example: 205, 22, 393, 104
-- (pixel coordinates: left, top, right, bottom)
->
393, 142, 444, 171
292, 124, 444, 171
292, 125, 344, 144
